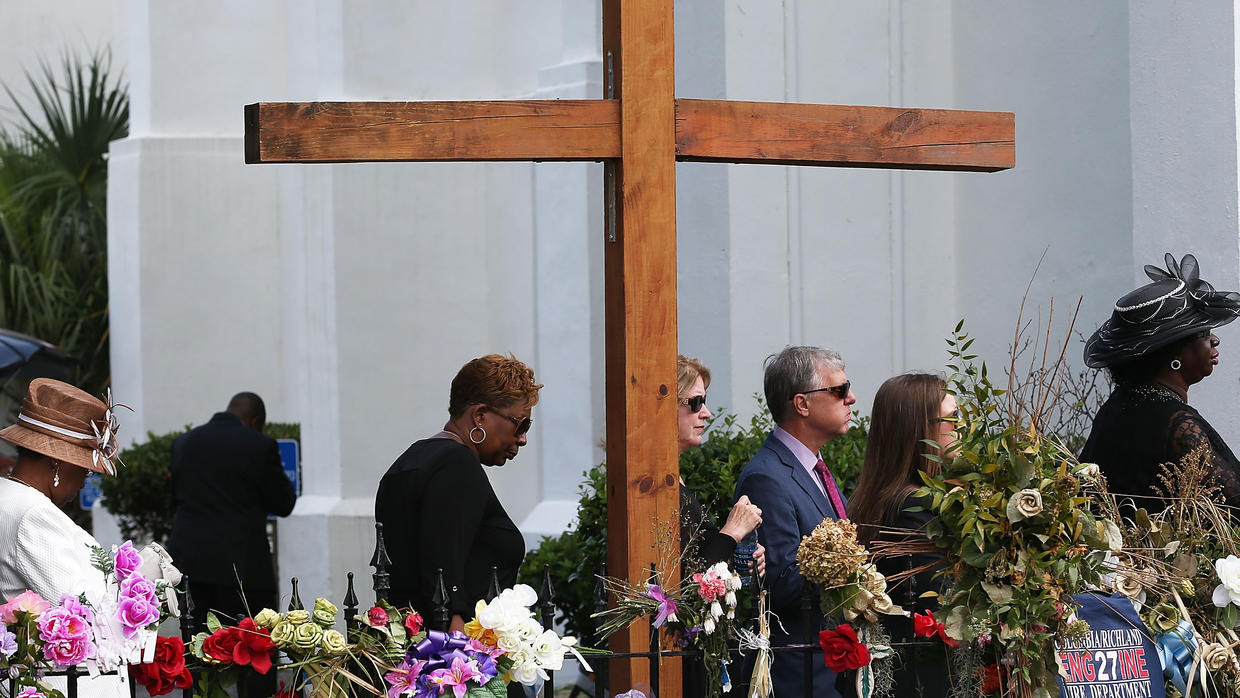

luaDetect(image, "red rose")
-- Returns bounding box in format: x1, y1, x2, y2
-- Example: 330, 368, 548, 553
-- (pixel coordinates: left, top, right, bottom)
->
129, 636, 193, 696
404, 611, 423, 635
232, 618, 277, 675
912, 610, 959, 648
203, 627, 240, 664
818, 624, 871, 672
912, 611, 939, 639
367, 606, 389, 627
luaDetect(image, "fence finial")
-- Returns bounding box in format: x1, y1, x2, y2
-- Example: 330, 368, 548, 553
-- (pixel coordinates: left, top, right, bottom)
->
371, 522, 392, 603
288, 576, 304, 611
344, 571, 360, 635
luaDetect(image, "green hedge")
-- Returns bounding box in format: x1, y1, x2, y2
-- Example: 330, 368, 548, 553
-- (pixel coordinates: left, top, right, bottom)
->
98, 422, 299, 544
518, 400, 869, 642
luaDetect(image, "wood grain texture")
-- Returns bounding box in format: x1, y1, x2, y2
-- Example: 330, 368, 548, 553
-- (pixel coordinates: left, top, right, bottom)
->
675, 98, 1015, 171
603, 0, 683, 692
244, 100, 620, 163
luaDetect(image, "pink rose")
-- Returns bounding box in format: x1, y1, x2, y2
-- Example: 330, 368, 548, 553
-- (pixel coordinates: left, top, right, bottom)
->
120, 574, 158, 605
117, 595, 160, 637
114, 541, 142, 581
1, 590, 51, 623
42, 635, 95, 667
366, 606, 389, 627
37, 607, 92, 643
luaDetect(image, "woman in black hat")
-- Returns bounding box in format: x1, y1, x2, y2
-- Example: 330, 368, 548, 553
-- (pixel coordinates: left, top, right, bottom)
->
1080, 253, 1240, 509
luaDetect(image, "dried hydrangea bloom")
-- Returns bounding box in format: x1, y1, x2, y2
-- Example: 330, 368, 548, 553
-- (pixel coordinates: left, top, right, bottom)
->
796, 518, 869, 587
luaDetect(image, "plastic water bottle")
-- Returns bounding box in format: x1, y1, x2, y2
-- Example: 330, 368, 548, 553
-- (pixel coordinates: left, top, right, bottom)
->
732, 531, 758, 587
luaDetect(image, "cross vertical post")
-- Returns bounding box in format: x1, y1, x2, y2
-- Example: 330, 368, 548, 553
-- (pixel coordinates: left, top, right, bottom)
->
602, 0, 682, 692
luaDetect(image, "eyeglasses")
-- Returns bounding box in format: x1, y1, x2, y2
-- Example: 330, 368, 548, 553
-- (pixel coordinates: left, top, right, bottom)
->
491, 408, 532, 436
679, 395, 708, 412
795, 381, 851, 401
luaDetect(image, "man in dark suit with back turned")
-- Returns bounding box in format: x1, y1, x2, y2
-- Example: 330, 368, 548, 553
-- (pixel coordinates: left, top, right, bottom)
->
735, 346, 857, 698
168, 391, 296, 636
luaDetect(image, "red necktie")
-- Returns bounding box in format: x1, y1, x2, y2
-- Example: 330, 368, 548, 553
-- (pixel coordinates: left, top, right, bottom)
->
815, 458, 847, 518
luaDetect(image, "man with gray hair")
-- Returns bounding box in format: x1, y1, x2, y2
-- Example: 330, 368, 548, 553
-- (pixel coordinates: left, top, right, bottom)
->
735, 345, 856, 697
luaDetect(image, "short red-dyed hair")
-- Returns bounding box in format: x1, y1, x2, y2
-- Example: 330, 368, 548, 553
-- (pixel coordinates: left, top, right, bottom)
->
448, 354, 542, 418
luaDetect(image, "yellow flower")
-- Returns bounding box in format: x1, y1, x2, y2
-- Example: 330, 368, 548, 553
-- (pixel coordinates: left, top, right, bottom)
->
321, 629, 348, 656
312, 598, 338, 629
270, 622, 296, 647
464, 617, 498, 646
286, 609, 311, 625
293, 621, 323, 651
253, 608, 280, 629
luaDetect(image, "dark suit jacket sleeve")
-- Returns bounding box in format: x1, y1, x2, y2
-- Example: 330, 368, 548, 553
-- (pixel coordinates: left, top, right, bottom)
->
736, 468, 806, 609
259, 439, 297, 517
416, 457, 488, 618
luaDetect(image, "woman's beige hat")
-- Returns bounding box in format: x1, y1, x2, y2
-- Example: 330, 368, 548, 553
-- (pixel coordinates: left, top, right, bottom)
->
0, 378, 123, 475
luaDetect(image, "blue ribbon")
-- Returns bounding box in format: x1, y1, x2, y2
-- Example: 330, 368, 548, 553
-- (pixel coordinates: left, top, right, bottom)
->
1155, 620, 1197, 697
410, 629, 470, 673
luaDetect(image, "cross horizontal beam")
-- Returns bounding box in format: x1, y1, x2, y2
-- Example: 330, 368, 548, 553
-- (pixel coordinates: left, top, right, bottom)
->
245, 99, 1014, 171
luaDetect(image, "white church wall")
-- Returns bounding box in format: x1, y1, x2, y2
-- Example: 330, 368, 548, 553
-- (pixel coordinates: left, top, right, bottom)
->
1129, 2, 1240, 443
952, 2, 1134, 414
0, 0, 126, 122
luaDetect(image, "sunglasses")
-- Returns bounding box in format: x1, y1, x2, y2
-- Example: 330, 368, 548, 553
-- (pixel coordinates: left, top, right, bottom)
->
795, 381, 851, 401
491, 408, 532, 436
679, 395, 708, 412
936, 409, 960, 423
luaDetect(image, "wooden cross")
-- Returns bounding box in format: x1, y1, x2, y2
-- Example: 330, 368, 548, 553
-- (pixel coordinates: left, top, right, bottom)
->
245, 1, 1013, 693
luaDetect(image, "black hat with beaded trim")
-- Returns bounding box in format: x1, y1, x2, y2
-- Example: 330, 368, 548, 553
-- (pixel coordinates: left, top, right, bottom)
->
1084, 253, 1240, 368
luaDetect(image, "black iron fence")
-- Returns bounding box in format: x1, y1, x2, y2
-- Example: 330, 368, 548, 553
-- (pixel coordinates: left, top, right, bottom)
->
7, 522, 936, 698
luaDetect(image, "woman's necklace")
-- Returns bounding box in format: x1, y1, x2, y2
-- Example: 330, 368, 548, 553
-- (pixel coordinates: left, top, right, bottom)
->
436, 429, 465, 444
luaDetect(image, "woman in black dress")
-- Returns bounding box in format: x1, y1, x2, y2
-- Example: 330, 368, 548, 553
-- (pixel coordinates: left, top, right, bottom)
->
1080, 253, 1240, 509
848, 372, 957, 697
375, 354, 542, 639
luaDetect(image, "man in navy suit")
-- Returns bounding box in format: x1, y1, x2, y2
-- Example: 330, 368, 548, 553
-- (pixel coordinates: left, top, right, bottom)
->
736, 346, 856, 698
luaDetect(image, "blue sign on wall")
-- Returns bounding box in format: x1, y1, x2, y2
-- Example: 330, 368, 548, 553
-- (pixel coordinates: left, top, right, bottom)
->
278, 438, 300, 495
80, 472, 102, 511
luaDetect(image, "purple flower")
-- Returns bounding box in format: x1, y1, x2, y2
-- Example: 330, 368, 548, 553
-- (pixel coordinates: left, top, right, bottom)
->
425, 653, 484, 698
384, 656, 426, 698
0, 628, 17, 659
469, 650, 498, 683
113, 541, 142, 582
119, 574, 158, 605
117, 595, 160, 638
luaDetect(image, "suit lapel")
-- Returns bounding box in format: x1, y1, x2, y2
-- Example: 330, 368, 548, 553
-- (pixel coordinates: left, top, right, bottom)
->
763, 434, 834, 520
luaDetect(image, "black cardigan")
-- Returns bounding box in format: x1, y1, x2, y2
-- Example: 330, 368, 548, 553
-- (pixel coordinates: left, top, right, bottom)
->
375, 438, 524, 619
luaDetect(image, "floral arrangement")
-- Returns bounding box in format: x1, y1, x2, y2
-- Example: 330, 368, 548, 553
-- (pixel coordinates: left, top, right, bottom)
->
1092, 446, 1240, 697
387, 584, 589, 697
914, 325, 1111, 698
595, 562, 742, 697
795, 517, 906, 698
0, 540, 182, 698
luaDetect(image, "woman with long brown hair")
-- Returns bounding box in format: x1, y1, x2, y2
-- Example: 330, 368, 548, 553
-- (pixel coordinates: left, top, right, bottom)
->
848, 372, 956, 697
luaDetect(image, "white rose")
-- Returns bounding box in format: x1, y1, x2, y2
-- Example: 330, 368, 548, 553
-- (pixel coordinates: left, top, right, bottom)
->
1212, 555, 1240, 607
532, 630, 565, 670
1077, 463, 1101, 478
1202, 642, 1232, 671
501, 584, 538, 609
516, 616, 542, 642
511, 658, 542, 686
479, 598, 524, 633
496, 633, 523, 653
1006, 489, 1044, 522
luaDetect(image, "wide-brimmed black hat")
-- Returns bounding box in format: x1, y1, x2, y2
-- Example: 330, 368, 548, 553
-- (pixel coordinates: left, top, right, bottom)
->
1084, 253, 1240, 368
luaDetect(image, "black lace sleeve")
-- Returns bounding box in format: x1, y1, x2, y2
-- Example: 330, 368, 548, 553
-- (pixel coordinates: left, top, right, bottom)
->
1167, 408, 1240, 507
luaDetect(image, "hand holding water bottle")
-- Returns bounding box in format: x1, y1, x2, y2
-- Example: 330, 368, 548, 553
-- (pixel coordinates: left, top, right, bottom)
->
723, 495, 763, 584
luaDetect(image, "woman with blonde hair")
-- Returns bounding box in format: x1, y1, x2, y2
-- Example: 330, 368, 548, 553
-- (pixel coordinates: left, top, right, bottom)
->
677, 355, 764, 576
